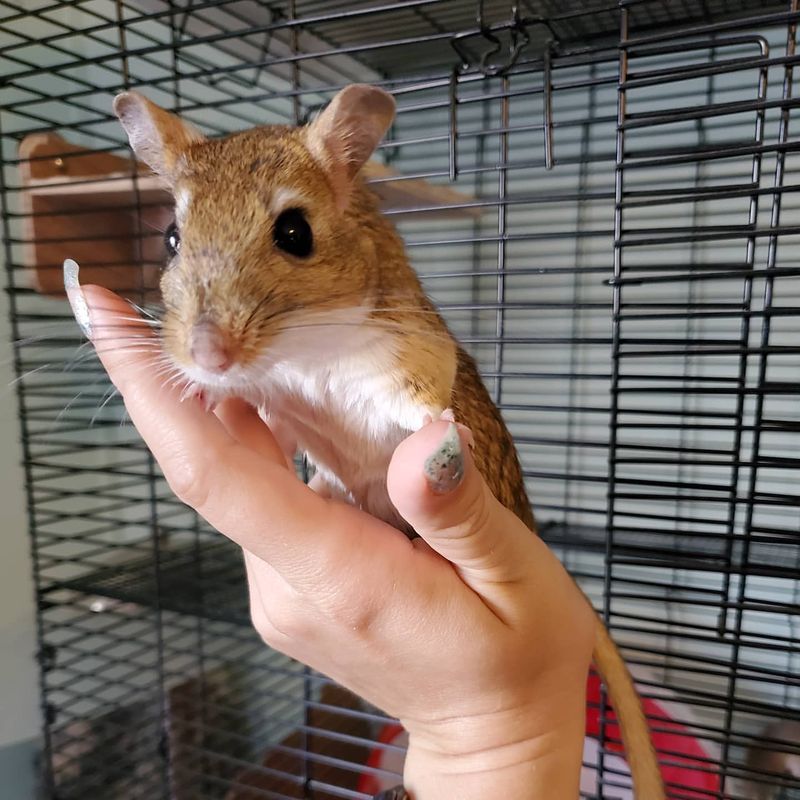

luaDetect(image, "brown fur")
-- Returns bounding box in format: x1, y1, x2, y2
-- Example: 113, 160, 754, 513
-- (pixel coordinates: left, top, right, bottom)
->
451, 347, 535, 530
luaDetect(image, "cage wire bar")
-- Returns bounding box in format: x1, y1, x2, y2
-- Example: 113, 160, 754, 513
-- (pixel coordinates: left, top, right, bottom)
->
2, 0, 800, 798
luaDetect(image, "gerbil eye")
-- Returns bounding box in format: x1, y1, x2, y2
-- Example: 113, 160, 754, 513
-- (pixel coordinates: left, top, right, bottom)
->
274, 208, 313, 258
164, 222, 181, 258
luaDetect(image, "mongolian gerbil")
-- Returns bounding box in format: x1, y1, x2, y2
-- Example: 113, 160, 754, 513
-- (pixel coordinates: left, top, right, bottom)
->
112, 83, 665, 798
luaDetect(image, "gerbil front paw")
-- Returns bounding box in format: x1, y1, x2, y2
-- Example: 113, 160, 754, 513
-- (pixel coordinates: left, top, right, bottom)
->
420, 407, 474, 449
180, 384, 218, 412
421, 407, 453, 427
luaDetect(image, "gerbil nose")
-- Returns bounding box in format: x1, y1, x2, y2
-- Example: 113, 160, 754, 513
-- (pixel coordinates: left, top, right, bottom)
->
189, 318, 234, 373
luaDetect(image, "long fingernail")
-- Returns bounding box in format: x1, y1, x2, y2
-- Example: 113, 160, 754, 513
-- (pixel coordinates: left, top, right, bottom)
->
63, 259, 92, 338
424, 422, 464, 495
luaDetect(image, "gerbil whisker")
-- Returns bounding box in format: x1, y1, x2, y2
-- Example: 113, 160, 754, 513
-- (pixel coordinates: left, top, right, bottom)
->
122, 298, 165, 320
89, 337, 163, 349
87, 332, 162, 343
242, 292, 290, 333
158, 368, 188, 390
84, 342, 163, 354
63, 348, 104, 370
2, 328, 81, 371
90, 384, 121, 426
12, 330, 68, 349
141, 217, 168, 234
7, 363, 52, 388
154, 361, 179, 379
90, 313, 163, 330
110, 315, 163, 328
273, 319, 454, 346
152, 359, 178, 377
51, 373, 113, 430
179, 382, 198, 402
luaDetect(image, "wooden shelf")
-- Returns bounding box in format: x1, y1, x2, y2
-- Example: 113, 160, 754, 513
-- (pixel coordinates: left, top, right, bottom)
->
19, 133, 167, 298
19, 133, 478, 298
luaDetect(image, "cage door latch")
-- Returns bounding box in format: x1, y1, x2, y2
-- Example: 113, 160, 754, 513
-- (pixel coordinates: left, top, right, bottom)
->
451, 2, 558, 78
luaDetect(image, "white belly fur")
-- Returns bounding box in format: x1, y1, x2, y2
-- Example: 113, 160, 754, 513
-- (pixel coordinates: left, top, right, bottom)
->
184, 305, 442, 526
263, 349, 436, 526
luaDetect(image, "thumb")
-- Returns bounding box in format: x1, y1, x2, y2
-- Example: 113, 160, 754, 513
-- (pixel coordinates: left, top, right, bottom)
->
387, 420, 536, 591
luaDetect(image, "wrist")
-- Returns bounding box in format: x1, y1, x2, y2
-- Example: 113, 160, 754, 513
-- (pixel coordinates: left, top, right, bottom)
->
400, 672, 588, 800
403, 724, 584, 800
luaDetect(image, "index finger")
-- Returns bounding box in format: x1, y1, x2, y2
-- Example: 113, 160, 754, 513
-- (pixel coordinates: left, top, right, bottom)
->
78, 279, 345, 582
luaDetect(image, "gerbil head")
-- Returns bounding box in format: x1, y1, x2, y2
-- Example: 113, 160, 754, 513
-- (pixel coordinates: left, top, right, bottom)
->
113, 85, 397, 396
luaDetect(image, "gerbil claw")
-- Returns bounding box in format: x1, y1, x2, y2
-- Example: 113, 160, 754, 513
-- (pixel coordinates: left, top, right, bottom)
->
179, 385, 217, 412
198, 390, 218, 413
179, 384, 195, 403
422, 408, 455, 426
419, 408, 474, 449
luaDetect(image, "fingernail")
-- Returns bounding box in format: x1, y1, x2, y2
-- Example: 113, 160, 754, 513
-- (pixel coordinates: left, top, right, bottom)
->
63, 259, 92, 338
424, 422, 464, 495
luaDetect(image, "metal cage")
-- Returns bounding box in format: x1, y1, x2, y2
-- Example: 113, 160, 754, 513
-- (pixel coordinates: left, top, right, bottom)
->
2, 1, 800, 798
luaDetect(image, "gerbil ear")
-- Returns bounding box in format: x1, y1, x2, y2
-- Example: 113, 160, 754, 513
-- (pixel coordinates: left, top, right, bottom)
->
113, 91, 204, 180
306, 84, 396, 197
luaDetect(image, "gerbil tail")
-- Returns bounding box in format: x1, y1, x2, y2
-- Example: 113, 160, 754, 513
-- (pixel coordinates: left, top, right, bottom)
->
592, 617, 666, 799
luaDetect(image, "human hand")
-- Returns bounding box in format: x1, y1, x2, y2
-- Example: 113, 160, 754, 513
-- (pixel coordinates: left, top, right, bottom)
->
77, 281, 595, 799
